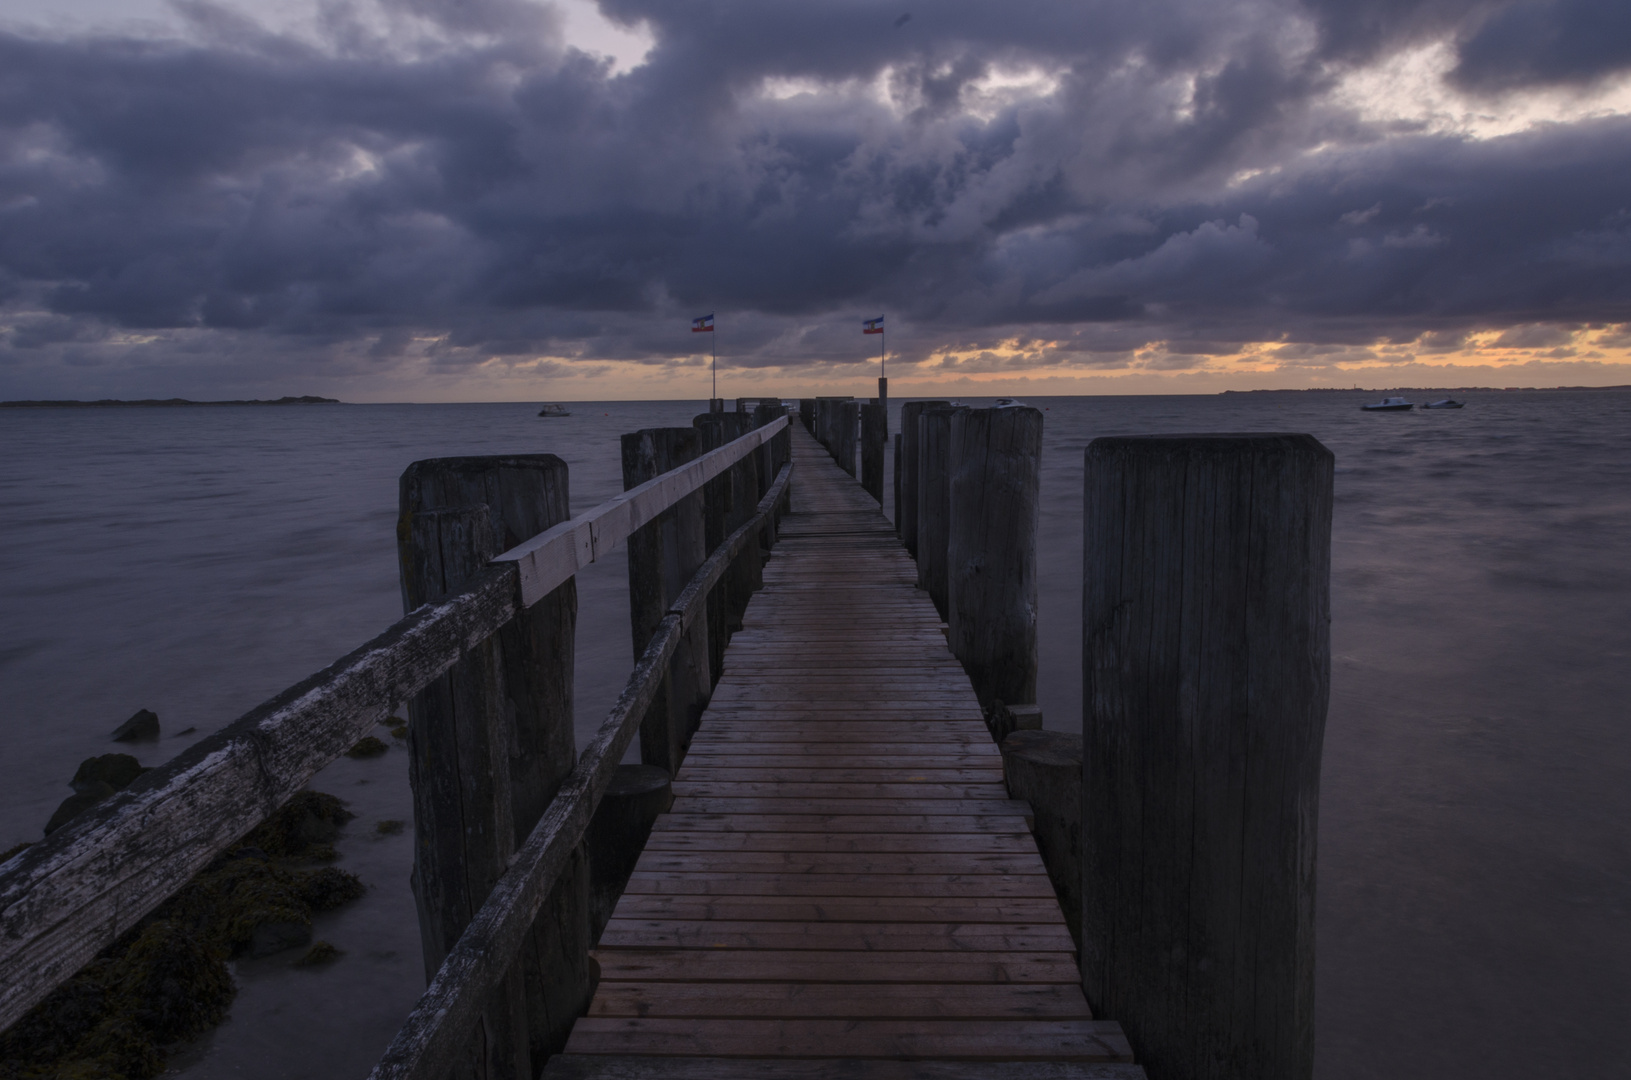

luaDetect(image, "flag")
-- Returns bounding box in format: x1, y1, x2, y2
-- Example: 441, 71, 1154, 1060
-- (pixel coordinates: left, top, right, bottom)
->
863, 316, 884, 334
692, 313, 714, 332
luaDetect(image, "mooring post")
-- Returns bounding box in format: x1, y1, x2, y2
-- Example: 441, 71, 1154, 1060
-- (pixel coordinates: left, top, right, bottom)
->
585, 764, 673, 944
1082, 433, 1332, 1080
398, 455, 589, 1064
397, 505, 531, 1080
841, 401, 861, 477
898, 400, 948, 558
947, 404, 1042, 712
622, 428, 713, 772
916, 404, 964, 618
893, 433, 903, 528
861, 399, 887, 505
799, 398, 816, 434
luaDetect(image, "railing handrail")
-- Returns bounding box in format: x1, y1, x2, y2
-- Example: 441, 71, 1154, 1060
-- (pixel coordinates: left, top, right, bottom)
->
495, 414, 788, 605
0, 415, 789, 1035
370, 459, 794, 1080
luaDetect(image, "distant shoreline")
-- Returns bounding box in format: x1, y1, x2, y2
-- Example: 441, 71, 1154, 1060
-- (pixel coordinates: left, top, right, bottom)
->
0, 396, 342, 408
1221, 385, 1631, 394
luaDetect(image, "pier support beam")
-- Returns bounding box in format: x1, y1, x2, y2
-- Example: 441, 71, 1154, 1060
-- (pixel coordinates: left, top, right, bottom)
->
1082, 433, 1333, 1080
399, 455, 590, 1067
860, 399, 887, 505
898, 400, 948, 555
916, 404, 965, 619
622, 429, 713, 774
397, 505, 531, 1080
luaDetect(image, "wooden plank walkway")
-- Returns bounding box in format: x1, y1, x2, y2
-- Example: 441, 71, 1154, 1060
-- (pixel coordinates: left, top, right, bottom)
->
550, 423, 1139, 1076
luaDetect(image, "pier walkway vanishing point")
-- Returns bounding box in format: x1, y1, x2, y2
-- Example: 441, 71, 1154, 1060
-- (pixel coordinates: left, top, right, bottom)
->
549, 424, 1138, 1077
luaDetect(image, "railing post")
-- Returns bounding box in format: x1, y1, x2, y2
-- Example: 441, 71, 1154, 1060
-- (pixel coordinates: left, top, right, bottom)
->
916, 404, 964, 619
397, 505, 531, 1080
860, 399, 886, 504
799, 398, 816, 434
1082, 433, 1332, 1080
947, 405, 1042, 712
398, 455, 590, 1066
898, 400, 948, 558
621, 429, 712, 774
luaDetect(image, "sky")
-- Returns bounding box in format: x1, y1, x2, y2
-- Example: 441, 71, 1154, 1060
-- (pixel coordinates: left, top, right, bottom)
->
2, 0, 1630, 400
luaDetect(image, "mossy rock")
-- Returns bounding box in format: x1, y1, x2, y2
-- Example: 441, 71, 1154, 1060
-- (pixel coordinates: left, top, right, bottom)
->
240, 791, 353, 858
45, 782, 117, 836
72, 754, 147, 794
345, 736, 389, 758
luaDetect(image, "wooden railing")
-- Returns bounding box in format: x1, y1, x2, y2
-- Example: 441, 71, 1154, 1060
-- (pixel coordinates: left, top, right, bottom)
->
0, 413, 790, 1042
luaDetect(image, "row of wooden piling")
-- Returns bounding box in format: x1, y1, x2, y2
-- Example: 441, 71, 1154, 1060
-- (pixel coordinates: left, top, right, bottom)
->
806, 399, 1332, 1080
394, 400, 791, 1077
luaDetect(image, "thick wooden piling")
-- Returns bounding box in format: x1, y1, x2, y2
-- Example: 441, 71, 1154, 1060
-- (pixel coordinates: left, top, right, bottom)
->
915, 404, 964, 618
691, 414, 732, 687
1081, 433, 1332, 1080
898, 400, 948, 558
892, 433, 902, 528
947, 405, 1042, 711
836, 400, 859, 477
397, 505, 531, 1080
398, 455, 590, 1064
585, 764, 673, 943
799, 398, 816, 433
622, 429, 713, 774
860, 400, 887, 505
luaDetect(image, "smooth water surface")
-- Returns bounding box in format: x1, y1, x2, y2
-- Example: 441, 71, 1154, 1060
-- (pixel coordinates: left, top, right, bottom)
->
2, 392, 1628, 1078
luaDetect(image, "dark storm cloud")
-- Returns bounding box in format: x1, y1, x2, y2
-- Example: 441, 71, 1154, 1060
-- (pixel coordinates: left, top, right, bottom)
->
1, 0, 1630, 391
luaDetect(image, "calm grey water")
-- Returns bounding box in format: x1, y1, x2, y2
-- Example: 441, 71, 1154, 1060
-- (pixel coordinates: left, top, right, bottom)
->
2, 392, 1628, 1078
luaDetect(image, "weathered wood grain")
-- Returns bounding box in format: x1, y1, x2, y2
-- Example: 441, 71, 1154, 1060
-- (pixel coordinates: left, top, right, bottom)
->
946, 405, 1042, 711
915, 405, 965, 618
543, 1055, 1147, 1080
897, 401, 947, 558
861, 400, 886, 504
1082, 433, 1332, 1080
399, 504, 532, 1079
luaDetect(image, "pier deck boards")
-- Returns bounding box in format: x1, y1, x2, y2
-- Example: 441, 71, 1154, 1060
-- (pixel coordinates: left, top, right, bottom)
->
553, 425, 1136, 1075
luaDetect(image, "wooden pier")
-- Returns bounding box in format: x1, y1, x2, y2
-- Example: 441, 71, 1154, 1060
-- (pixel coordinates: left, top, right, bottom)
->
553, 425, 1132, 1074
3, 396, 1332, 1080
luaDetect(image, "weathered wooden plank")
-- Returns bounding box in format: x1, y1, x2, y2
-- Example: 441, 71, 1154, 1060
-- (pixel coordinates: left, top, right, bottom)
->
663, 798, 1030, 817
627, 851, 1048, 876
620, 873, 1058, 899
586, 980, 1089, 1019
606, 895, 1068, 924
597, 920, 1076, 952
669, 782, 1010, 801
652, 814, 1028, 835
542, 1056, 1147, 1080
563, 1018, 1133, 1061
592, 950, 1083, 985
641, 832, 1033, 854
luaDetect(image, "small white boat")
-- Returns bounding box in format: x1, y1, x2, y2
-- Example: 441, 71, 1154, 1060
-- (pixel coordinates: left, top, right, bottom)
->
1423, 398, 1465, 409
536, 403, 571, 418
1361, 397, 1414, 411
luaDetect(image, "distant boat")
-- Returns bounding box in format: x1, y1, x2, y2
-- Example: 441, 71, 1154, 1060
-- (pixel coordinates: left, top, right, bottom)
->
536, 403, 571, 417
1361, 397, 1414, 411
1423, 398, 1465, 409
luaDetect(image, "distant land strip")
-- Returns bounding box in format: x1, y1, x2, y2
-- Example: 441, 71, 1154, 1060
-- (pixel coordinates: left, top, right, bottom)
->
1222, 385, 1631, 394
0, 395, 341, 408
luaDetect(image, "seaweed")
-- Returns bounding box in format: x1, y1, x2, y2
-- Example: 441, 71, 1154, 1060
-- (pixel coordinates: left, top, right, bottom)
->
345, 736, 389, 759
0, 791, 366, 1080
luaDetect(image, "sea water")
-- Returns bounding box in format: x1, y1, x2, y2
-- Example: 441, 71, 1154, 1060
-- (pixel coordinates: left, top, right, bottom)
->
1, 392, 1627, 1078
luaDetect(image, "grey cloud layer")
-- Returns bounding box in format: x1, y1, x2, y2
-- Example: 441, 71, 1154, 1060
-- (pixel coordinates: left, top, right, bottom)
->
2, 0, 1630, 386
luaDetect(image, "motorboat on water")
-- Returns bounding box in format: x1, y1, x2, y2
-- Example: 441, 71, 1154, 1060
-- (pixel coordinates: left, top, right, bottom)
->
536, 403, 571, 417
1423, 398, 1465, 409
1361, 397, 1414, 411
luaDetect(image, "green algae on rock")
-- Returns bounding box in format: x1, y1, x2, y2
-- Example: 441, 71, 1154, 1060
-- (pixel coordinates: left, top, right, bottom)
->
345, 736, 389, 759
0, 791, 365, 1080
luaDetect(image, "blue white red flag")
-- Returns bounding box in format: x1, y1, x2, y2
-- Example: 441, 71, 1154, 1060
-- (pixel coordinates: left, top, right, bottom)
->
692, 314, 714, 332
863, 316, 884, 334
